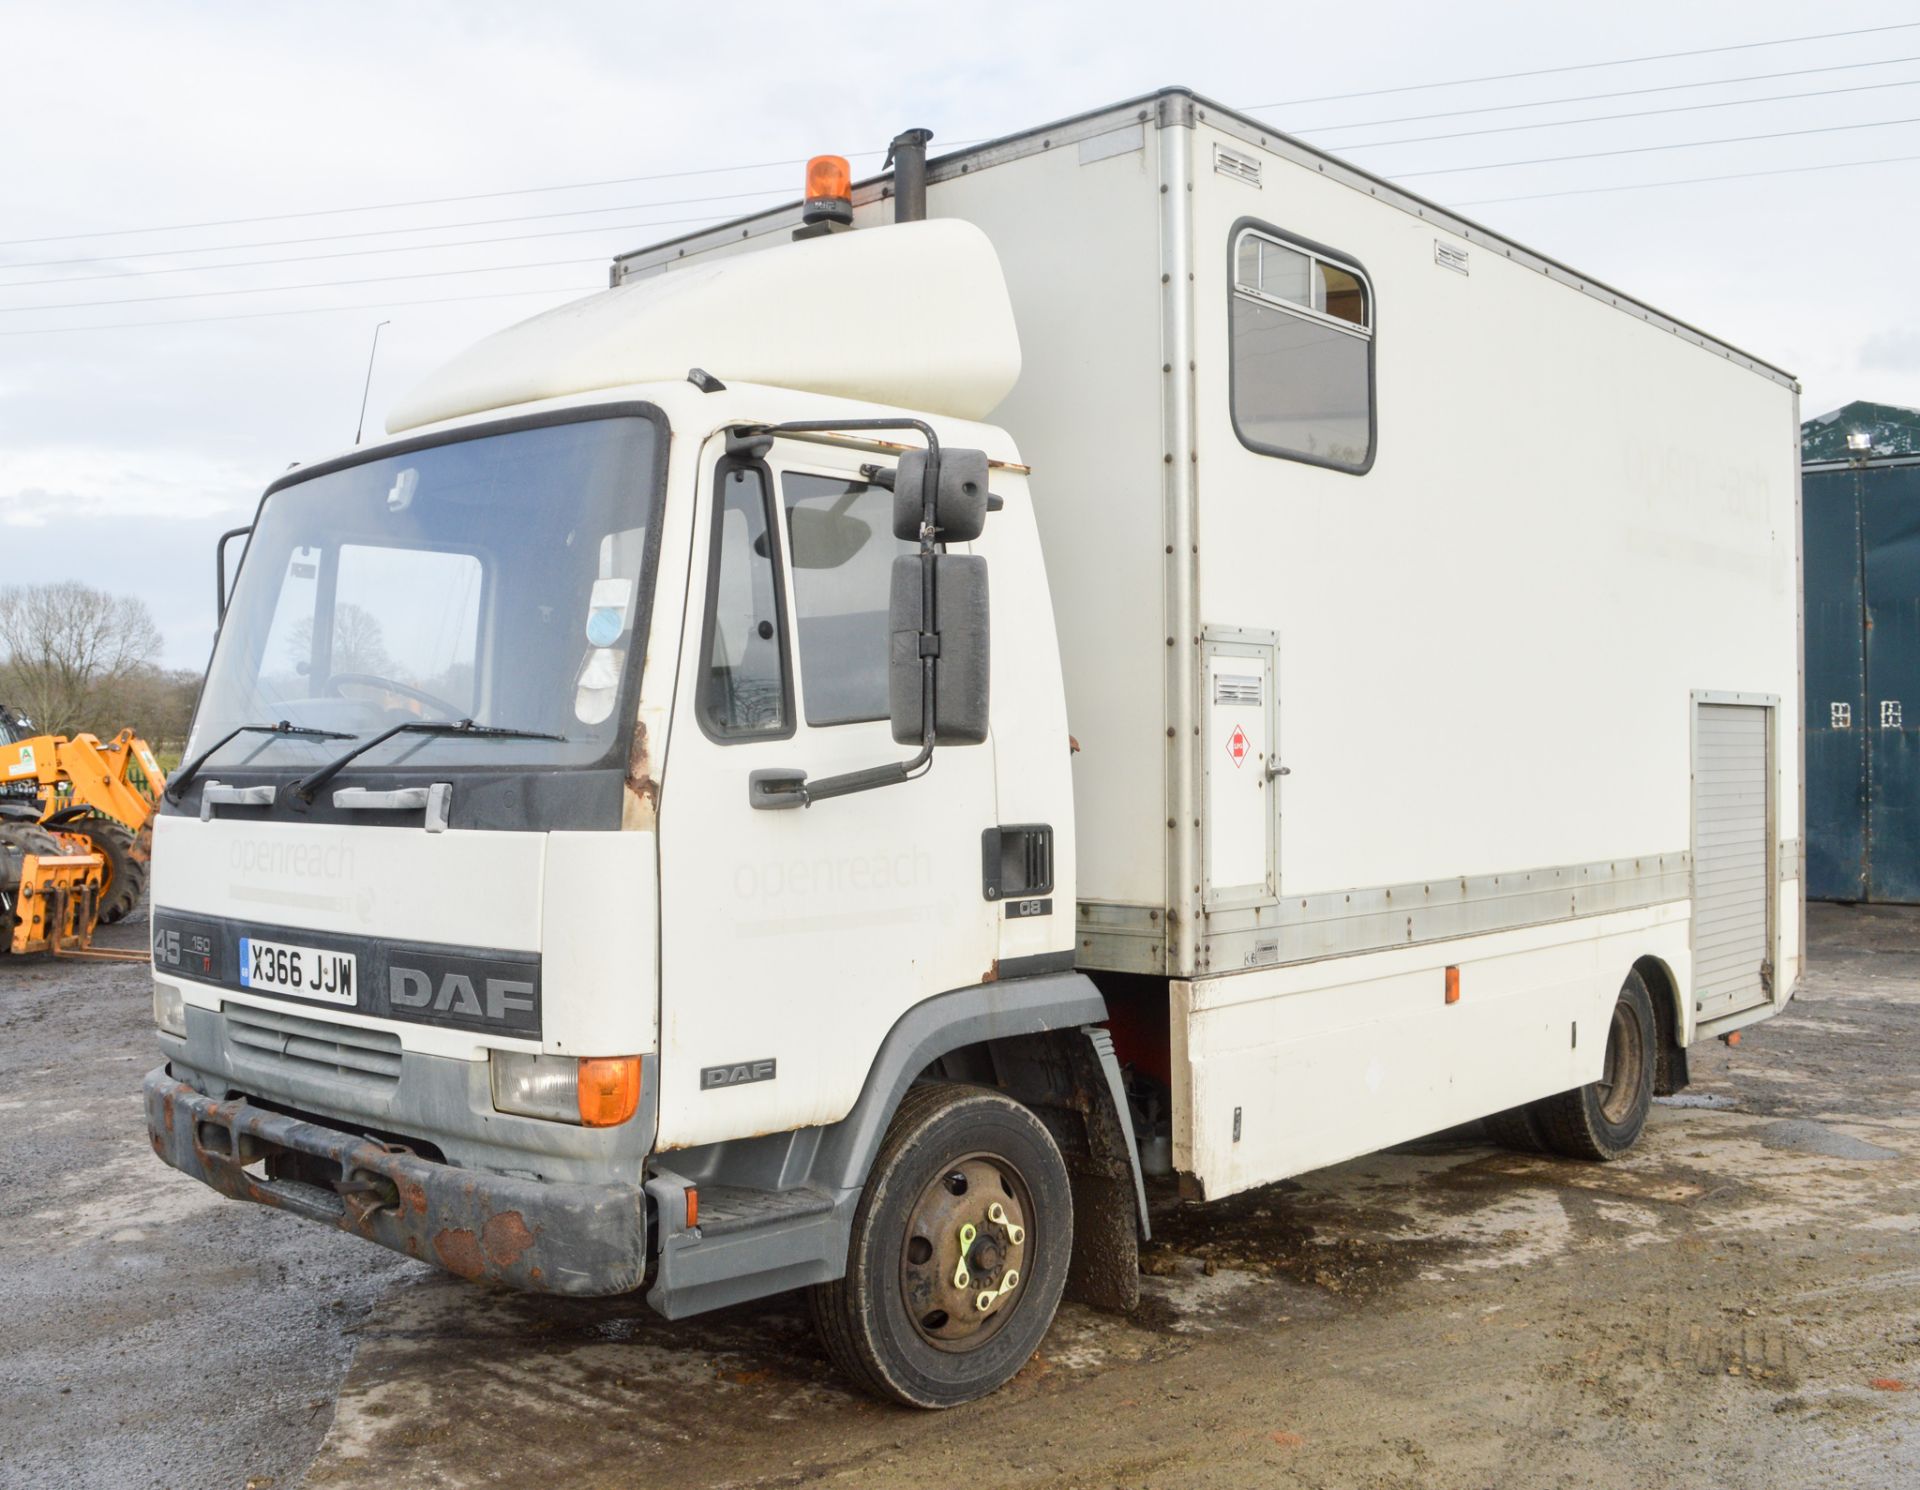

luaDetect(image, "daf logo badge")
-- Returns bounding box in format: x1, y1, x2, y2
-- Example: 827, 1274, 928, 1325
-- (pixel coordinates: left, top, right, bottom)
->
701, 1059, 777, 1090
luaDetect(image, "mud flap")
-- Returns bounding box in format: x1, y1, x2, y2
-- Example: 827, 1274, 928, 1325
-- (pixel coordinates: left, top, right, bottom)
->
1062, 1026, 1148, 1314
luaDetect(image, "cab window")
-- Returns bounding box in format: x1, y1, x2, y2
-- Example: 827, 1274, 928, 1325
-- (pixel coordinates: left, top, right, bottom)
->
781, 471, 915, 727
698, 465, 792, 739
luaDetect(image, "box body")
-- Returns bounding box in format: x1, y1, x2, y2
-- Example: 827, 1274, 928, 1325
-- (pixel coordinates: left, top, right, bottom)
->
614, 90, 1803, 1194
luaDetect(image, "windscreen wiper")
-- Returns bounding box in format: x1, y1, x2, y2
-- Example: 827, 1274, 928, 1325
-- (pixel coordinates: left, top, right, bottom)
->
292, 718, 566, 803
165, 720, 355, 802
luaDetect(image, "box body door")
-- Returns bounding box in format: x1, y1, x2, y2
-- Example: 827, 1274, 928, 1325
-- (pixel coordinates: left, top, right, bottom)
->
1201, 628, 1279, 910
1692, 699, 1776, 1022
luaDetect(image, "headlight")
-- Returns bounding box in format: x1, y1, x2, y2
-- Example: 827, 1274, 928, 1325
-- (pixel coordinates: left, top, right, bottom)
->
490, 1051, 580, 1123
153, 982, 186, 1038
489, 1050, 642, 1126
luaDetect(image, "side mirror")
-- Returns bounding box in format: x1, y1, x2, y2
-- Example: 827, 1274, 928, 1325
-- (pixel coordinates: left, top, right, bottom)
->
893, 448, 989, 542
890, 554, 988, 745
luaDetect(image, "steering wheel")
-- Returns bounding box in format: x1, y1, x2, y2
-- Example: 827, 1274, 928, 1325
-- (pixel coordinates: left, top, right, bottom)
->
325, 671, 465, 719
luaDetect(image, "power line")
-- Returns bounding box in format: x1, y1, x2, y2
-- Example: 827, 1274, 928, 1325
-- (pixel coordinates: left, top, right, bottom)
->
0, 284, 603, 338
0, 152, 880, 250
5, 26, 1918, 314
15, 56, 1904, 285
0, 188, 798, 272
1452, 149, 1920, 205
0, 209, 749, 288
3, 24, 1910, 253
1292, 53, 1920, 134
13, 113, 1917, 311
1244, 20, 1920, 109
1394, 112, 1920, 176
0, 257, 607, 315
1334, 76, 1920, 152
16, 153, 1919, 333
0, 136, 984, 251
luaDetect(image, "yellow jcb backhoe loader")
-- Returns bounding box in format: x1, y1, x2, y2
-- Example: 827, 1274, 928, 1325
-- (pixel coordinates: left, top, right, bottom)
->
1, 703, 159, 960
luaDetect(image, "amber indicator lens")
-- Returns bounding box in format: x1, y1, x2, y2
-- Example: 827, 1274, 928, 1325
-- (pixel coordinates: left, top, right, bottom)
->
577, 1056, 642, 1126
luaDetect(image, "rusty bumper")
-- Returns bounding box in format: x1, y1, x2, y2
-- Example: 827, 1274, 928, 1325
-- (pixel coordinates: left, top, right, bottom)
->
144, 1068, 646, 1295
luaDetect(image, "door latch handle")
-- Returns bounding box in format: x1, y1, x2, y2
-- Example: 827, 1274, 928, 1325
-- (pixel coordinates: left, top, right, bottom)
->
1266, 763, 1290, 779
748, 767, 809, 810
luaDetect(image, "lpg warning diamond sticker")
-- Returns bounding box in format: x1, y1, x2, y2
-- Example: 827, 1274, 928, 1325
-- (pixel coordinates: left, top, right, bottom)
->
1226, 724, 1250, 768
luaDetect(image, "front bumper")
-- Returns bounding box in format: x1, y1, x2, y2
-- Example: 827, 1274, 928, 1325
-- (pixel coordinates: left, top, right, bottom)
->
144, 1068, 646, 1295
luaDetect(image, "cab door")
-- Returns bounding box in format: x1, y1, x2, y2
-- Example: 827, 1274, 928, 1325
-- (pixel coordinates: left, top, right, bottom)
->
655, 436, 999, 1151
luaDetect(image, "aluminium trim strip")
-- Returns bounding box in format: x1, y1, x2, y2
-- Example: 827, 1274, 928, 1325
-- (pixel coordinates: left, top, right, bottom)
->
1076, 851, 1695, 976
609, 88, 1794, 390
1158, 106, 1202, 979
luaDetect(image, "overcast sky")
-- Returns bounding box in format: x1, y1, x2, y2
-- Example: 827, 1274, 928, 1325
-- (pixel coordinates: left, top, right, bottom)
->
3, 0, 1916, 668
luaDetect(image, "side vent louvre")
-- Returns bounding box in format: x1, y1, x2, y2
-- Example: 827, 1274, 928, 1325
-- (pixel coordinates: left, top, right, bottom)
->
982, 824, 1054, 902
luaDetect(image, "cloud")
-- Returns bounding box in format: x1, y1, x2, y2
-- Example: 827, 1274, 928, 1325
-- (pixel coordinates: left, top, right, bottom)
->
0, 447, 258, 526
5, 0, 1919, 666
1861, 329, 1920, 373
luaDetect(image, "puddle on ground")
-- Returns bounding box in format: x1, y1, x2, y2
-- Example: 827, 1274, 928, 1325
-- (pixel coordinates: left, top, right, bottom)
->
1753, 1119, 1899, 1161
1143, 1181, 1461, 1301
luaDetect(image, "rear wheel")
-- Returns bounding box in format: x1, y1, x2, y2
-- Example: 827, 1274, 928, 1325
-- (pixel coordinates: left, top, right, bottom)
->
808, 1082, 1072, 1408
59, 819, 144, 923
1533, 969, 1657, 1161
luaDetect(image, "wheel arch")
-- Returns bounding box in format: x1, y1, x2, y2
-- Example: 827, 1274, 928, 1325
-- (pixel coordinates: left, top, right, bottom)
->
645, 972, 1148, 1320
914, 1019, 1149, 1313
827, 974, 1150, 1311
1631, 952, 1691, 1095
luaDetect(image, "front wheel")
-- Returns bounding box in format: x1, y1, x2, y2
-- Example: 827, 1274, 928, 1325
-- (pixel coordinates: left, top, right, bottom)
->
1533, 969, 1658, 1161
808, 1082, 1073, 1408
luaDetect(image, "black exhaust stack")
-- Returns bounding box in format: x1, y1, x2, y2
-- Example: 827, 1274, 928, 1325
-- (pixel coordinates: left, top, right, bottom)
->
887, 129, 933, 224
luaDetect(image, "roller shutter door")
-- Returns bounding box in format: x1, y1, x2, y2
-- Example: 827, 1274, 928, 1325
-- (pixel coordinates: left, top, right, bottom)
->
1693, 703, 1773, 1021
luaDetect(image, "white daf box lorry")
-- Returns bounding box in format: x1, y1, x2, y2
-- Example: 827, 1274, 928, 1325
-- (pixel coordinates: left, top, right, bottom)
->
145, 88, 1803, 1407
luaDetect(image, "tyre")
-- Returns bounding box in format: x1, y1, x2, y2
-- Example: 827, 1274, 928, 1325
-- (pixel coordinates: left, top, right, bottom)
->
60, 819, 143, 924
1482, 1103, 1548, 1153
1533, 969, 1658, 1161
808, 1081, 1073, 1408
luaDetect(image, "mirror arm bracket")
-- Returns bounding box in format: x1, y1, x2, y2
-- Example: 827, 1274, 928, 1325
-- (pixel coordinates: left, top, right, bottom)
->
737, 417, 948, 813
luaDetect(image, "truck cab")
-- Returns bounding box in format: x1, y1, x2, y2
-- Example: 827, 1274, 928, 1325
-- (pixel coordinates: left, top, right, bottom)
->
146, 214, 1143, 1408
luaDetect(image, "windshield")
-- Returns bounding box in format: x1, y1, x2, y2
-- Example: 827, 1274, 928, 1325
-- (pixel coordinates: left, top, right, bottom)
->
192, 411, 661, 775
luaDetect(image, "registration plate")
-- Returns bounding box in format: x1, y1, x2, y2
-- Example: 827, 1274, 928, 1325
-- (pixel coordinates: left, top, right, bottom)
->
237, 936, 357, 1005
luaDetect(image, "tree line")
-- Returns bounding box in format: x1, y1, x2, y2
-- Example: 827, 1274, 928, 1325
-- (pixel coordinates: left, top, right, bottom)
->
0, 581, 201, 751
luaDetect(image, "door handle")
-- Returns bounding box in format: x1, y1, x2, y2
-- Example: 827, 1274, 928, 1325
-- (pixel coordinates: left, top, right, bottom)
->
1266, 762, 1290, 779
748, 767, 809, 810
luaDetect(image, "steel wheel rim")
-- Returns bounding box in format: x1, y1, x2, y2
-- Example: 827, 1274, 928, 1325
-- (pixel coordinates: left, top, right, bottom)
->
898, 1151, 1033, 1353
1594, 996, 1646, 1125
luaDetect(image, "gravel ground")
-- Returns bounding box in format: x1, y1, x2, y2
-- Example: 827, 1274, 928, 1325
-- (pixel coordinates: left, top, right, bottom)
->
0, 903, 421, 1490
3, 903, 1916, 1489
